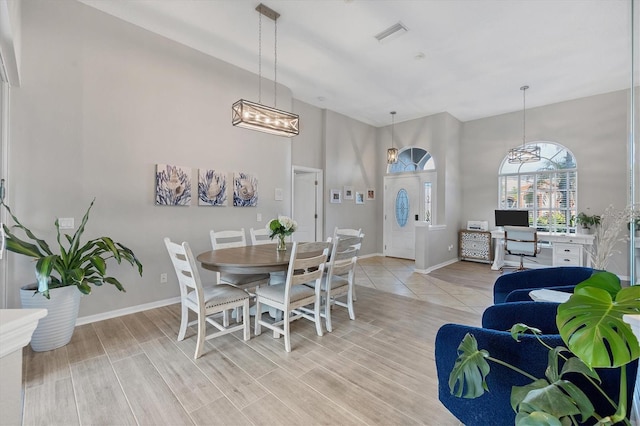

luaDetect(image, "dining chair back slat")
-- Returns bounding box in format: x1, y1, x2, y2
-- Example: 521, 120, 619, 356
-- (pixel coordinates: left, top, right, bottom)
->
250, 227, 272, 245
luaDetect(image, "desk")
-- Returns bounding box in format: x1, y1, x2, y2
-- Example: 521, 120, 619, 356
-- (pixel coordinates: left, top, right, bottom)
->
490, 230, 594, 270
197, 243, 293, 274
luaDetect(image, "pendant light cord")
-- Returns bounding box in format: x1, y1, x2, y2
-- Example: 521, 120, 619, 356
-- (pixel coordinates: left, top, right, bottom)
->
258, 11, 262, 104
521, 85, 528, 147
274, 18, 278, 108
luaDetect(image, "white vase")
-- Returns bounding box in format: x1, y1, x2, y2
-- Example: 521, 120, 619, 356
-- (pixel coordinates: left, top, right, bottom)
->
20, 285, 81, 352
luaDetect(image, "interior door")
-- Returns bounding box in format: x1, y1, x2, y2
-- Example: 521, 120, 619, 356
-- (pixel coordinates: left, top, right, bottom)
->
384, 174, 421, 259
292, 167, 323, 242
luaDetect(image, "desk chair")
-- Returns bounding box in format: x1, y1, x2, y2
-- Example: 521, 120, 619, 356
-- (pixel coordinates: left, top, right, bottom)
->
503, 226, 540, 272
209, 228, 270, 293
164, 238, 250, 359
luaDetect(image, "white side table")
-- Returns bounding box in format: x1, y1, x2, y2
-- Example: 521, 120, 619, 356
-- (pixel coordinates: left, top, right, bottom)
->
0, 309, 48, 425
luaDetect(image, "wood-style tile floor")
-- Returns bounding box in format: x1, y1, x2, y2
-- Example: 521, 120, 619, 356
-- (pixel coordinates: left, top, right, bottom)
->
21, 258, 500, 425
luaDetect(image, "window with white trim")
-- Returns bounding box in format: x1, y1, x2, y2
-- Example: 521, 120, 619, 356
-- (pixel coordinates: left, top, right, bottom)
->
498, 142, 577, 233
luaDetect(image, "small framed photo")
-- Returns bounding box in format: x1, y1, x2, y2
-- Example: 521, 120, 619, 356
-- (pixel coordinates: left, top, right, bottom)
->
330, 189, 342, 203
366, 188, 375, 200
344, 186, 354, 200
355, 191, 365, 205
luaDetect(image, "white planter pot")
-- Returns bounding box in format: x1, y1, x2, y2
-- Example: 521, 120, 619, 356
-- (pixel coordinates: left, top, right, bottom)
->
20, 285, 81, 352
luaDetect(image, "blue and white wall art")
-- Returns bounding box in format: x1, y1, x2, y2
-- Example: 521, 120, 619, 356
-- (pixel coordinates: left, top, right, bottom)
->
198, 169, 227, 206
233, 172, 258, 207
155, 164, 192, 206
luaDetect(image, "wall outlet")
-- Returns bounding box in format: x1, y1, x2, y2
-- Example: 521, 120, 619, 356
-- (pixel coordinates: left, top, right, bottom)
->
160, 273, 168, 283
257, 213, 262, 222
448, 244, 454, 251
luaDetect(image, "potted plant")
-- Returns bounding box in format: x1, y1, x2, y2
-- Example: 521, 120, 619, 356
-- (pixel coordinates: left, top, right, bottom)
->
576, 210, 601, 233
2, 199, 143, 351
448, 271, 640, 424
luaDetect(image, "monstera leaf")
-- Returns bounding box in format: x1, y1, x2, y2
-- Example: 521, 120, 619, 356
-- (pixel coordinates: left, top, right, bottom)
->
557, 271, 640, 369
448, 333, 491, 398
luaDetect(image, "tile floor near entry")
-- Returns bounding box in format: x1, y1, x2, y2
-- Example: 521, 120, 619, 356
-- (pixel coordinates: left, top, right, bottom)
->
355, 256, 499, 314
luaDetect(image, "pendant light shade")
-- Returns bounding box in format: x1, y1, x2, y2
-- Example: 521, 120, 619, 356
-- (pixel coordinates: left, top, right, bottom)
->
232, 99, 299, 137
232, 4, 299, 138
387, 111, 398, 164
508, 85, 540, 163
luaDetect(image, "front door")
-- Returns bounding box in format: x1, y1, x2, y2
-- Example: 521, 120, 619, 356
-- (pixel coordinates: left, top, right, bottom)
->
384, 174, 422, 259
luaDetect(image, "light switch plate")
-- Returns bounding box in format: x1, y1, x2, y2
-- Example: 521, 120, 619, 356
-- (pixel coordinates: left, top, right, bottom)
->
274, 188, 283, 201
58, 217, 74, 230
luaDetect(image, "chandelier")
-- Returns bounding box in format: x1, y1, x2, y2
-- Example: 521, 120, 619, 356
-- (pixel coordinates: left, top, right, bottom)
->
232, 4, 299, 137
387, 111, 398, 164
507, 85, 540, 163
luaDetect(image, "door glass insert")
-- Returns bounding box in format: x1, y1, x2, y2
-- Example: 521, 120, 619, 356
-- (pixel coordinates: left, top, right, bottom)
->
395, 188, 409, 227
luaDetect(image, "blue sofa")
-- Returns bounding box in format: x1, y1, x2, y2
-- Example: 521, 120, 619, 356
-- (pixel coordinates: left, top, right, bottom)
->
493, 266, 595, 303
435, 302, 637, 425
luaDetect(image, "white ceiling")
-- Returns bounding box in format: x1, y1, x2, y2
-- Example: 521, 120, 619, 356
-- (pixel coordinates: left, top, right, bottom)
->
78, 0, 636, 127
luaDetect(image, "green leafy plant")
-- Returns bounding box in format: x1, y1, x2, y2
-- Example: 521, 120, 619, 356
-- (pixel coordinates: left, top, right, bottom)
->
448, 271, 640, 425
576, 210, 601, 229
2, 199, 143, 298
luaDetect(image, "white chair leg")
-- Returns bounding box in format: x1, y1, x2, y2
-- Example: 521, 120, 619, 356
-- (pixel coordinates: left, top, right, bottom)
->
347, 291, 355, 320
314, 300, 323, 336
194, 315, 205, 359
242, 299, 250, 341
254, 300, 262, 336
223, 310, 230, 327
325, 299, 333, 332
178, 303, 188, 341
284, 313, 291, 352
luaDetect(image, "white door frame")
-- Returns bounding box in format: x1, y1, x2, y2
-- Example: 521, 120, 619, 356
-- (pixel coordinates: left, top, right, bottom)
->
291, 166, 323, 242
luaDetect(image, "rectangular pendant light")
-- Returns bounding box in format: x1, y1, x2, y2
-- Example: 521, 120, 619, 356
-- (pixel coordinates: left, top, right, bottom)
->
507, 145, 541, 163
232, 99, 299, 137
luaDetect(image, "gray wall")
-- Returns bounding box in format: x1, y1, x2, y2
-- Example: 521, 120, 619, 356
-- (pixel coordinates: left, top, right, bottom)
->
461, 90, 631, 275
6, 0, 295, 315
2, 0, 635, 317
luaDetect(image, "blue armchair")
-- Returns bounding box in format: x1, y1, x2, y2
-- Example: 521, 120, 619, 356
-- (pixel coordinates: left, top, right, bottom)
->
435, 302, 637, 426
493, 266, 595, 303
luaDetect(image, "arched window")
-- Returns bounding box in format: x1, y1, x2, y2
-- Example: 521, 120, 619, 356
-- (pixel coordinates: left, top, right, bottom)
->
388, 147, 435, 173
498, 142, 577, 233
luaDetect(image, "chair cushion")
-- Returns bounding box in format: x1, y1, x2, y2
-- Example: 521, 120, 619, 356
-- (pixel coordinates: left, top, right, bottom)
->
220, 272, 270, 286
256, 283, 315, 304
187, 284, 249, 308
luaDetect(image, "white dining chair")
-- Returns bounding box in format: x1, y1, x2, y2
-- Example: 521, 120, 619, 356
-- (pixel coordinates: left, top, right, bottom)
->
331, 227, 364, 300
254, 242, 329, 352
164, 237, 250, 359
250, 227, 286, 286
210, 228, 270, 293
317, 237, 359, 332
249, 227, 272, 245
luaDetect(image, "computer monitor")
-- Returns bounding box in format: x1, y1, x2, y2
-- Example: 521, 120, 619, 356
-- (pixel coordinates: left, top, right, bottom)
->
495, 209, 530, 227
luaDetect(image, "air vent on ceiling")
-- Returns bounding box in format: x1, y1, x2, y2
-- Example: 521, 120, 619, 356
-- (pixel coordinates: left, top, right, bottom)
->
374, 22, 408, 43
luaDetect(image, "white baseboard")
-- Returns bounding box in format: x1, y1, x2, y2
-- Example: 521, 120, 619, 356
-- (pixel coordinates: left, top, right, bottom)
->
414, 258, 458, 274
76, 296, 181, 326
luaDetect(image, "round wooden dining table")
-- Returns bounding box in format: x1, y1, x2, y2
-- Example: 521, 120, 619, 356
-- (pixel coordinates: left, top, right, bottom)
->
196, 243, 293, 274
